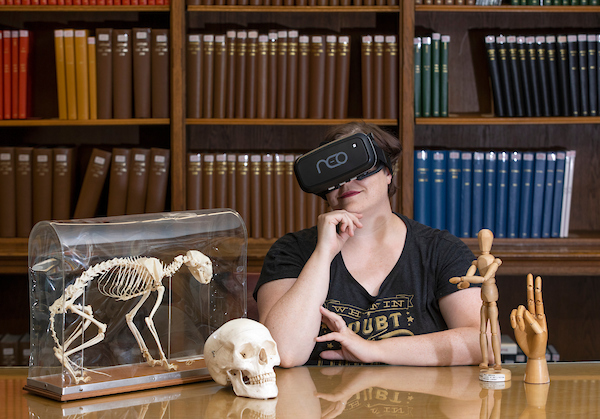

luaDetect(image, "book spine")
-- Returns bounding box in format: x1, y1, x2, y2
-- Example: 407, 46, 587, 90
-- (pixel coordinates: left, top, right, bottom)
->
439, 35, 449, 117
186, 34, 202, 119
541, 151, 556, 238
284, 154, 295, 233
431, 33, 441, 118
0, 148, 16, 237
267, 32, 278, 119
3, 31, 10, 120
413, 149, 430, 226
294, 153, 306, 231
186, 152, 202, 210
113, 29, 133, 119
52, 148, 75, 220
587, 34, 598, 116
460, 151, 472, 238
151, 29, 169, 118
286, 30, 299, 119
15, 147, 32, 237
250, 154, 262, 238
256, 34, 269, 119
506, 36, 524, 117
296, 35, 310, 119
54, 30, 68, 120
125, 148, 150, 214
556, 35, 571, 116
213, 36, 228, 119
526, 36, 542, 117
383, 34, 399, 119
577, 34, 589, 116
430, 150, 446, 230
96, 28, 113, 119
496, 35, 514, 117
446, 150, 461, 237
202, 34, 214, 118
202, 153, 215, 209
74, 29, 90, 120
277, 31, 288, 119
274, 153, 285, 237
225, 31, 236, 118
323, 34, 336, 119
74, 148, 112, 218
261, 153, 274, 238
507, 151, 522, 239
227, 153, 237, 209
63, 29, 78, 120
545, 35, 561, 117
485, 35, 504, 117
87, 37, 97, 120
414, 37, 422, 118
566, 34, 581, 116
560, 150, 575, 238
516, 36, 534, 117
145, 147, 170, 213
361, 35, 374, 118
234, 31, 247, 119
372, 34, 385, 119
471, 151, 484, 237
18, 30, 30, 120
106, 148, 131, 216
551, 151, 566, 237
32, 148, 53, 224
132, 28, 152, 119
483, 151, 496, 231
0, 32, 3, 120
245, 31, 258, 118
11, 31, 18, 120
519, 151, 535, 238
530, 151, 547, 238
236, 154, 250, 230
495, 151, 509, 238
214, 152, 227, 209
535, 36, 551, 117
334, 35, 350, 119
309, 35, 325, 119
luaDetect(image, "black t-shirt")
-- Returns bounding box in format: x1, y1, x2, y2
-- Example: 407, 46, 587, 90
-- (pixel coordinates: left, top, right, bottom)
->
254, 213, 476, 365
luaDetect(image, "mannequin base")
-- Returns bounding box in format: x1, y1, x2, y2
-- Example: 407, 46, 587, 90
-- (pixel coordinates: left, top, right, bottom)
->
479, 368, 512, 382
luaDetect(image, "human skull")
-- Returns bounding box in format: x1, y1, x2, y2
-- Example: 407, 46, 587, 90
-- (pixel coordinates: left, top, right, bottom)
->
185, 250, 213, 284
204, 318, 280, 399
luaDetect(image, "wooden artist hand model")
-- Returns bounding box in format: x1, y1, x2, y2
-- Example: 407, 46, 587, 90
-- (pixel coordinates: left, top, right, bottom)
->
48, 250, 212, 384
510, 274, 549, 384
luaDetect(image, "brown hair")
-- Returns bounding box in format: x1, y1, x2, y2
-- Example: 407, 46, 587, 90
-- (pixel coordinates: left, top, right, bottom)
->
322, 122, 402, 197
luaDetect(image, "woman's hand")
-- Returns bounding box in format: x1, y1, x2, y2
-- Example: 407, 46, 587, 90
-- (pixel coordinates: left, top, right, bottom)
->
315, 306, 377, 364
315, 210, 363, 260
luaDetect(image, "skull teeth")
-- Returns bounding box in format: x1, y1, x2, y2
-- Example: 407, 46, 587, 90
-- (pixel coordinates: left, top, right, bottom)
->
243, 372, 276, 386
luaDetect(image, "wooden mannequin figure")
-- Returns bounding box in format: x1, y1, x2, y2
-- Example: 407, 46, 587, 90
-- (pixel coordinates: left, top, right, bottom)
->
450, 228, 511, 382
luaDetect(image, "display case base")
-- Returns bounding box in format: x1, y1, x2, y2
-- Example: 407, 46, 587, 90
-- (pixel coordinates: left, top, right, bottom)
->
24, 357, 212, 401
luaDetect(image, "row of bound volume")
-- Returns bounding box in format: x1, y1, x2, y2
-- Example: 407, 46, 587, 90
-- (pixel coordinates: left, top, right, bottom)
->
186, 30, 355, 119
485, 33, 600, 118
54, 28, 170, 120
0, 29, 32, 120
414, 149, 575, 239
0, 146, 169, 238
414, 33, 450, 118
0, 0, 170, 5
187, 0, 397, 5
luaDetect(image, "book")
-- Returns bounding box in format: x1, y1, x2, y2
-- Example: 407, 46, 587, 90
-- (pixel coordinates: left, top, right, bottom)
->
267, 31, 277, 119
227, 153, 236, 209
446, 150, 461, 237
87, 36, 97, 120
560, 150, 576, 237
551, 151, 566, 238
235, 31, 247, 119
323, 34, 336, 119
483, 151, 496, 231
213, 35, 227, 119
297, 35, 310, 119
74, 148, 112, 219
2, 31, 10, 120
151, 29, 170, 118
414, 37, 422, 118
106, 148, 131, 216
577, 34, 589, 116
236, 154, 250, 229
113, 29, 133, 119
145, 148, 170, 213
440, 35, 449, 117
17, 30, 31, 120
530, 151, 546, 238
132, 28, 152, 118
125, 148, 150, 215
74, 29, 90, 120
460, 151, 472, 238
186, 34, 202, 119
431, 33, 441, 118
496, 35, 514, 116
495, 151, 509, 238
471, 151, 484, 237
261, 153, 274, 238
277, 31, 288, 119
63, 29, 78, 120
566, 34, 580, 116
15, 147, 32, 237
249, 154, 262, 238
517, 36, 534, 117
54, 30, 68, 119
361, 35, 374, 118
486, 35, 504, 116
0, 147, 16, 237
421, 36, 433, 118
274, 154, 285, 237
286, 31, 299, 119
52, 147, 75, 220
526, 36, 542, 117
11, 30, 18, 119
202, 153, 215, 209
284, 154, 295, 233
186, 152, 202, 210
519, 151, 535, 238
587, 34, 598, 116
545, 35, 561, 117
96, 28, 113, 119
309, 35, 325, 119
202, 34, 214, 118
245, 31, 258, 118
556, 35, 571, 116
535, 36, 551, 117
384, 35, 399, 119
506, 35, 524, 117
32, 148, 53, 225
333, 35, 351, 119
541, 151, 556, 238
294, 153, 306, 231
413, 149, 430, 226
507, 151, 522, 238
256, 33, 269, 119
214, 152, 227, 209
0, 32, 3, 120
226, 30, 236, 119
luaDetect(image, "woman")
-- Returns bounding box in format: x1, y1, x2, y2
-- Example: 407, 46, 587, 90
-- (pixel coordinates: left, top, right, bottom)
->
254, 122, 485, 368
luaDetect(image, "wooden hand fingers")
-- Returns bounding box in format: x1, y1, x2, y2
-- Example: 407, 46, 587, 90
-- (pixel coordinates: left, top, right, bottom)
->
510, 305, 543, 334
534, 275, 544, 318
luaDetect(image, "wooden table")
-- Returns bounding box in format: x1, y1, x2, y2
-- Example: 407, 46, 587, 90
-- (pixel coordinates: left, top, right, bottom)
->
2, 362, 599, 418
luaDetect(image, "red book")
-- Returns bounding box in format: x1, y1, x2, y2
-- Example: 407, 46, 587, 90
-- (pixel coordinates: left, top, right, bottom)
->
2, 31, 10, 120
0, 32, 3, 120
11, 30, 18, 120
18, 30, 30, 120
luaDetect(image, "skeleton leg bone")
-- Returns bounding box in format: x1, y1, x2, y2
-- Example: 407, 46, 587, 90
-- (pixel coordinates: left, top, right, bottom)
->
125, 290, 160, 367
144, 285, 176, 371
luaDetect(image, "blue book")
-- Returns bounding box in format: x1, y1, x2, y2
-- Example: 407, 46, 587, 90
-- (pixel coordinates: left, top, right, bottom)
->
471, 152, 485, 237
495, 151, 509, 238
551, 151, 566, 238
530, 152, 547, 238
519, 152, 535, 238
483, 151, 497, 232
414, 149, 431, 226
446, 150, 461, 236
460, 151, 473, 238
507, 151, 522, 239
431, 150, 447, 230
541, 151, 556, 238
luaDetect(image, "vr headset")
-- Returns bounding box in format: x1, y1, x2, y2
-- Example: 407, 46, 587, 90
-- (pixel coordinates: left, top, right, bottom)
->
294, 132, 393, 197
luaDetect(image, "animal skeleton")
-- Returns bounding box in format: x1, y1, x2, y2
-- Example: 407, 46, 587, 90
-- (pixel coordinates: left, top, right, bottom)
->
48, 250, 213, 384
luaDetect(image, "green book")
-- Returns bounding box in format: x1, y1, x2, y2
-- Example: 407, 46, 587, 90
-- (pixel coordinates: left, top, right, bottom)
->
421, 36, 432, 118
440, 35, 449, 117
431, 33, 441, 118
414, 37, 422, 118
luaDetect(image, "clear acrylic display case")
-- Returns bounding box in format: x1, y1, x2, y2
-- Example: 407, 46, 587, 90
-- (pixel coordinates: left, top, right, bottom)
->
25, 210, 247, 401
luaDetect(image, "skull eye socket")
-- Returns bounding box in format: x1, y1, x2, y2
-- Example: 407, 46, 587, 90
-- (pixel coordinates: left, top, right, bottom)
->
238, 343, 258, 360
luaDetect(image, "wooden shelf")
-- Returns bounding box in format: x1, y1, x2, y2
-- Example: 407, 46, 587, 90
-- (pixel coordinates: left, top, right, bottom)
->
416, 5, 600, 12
0, 119, 170, 127
186, 118, 398, 126
188, 5, 399, 12
415, 114, 600, 125
0, 5, 169, 11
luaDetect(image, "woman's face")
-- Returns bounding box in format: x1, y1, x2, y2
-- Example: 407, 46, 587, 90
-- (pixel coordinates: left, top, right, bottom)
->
326, 165, 392, 213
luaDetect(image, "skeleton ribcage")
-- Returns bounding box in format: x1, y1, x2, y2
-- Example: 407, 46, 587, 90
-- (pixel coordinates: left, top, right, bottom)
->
96, 257, 159, 301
